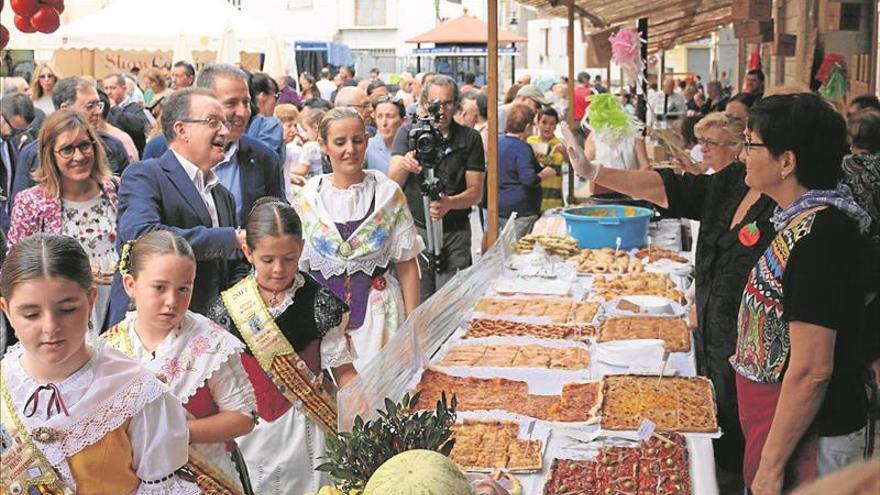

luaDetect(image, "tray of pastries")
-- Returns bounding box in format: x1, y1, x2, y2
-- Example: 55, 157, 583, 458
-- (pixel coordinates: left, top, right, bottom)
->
463, 319, 595, 340
415, 369, 601, 423
543, 433, 692, 495
573, 248, 644, 275
472, 298, 601, 325
591, 273, 685, 303
600, 375, 718, 432
597, 316, 691, 352
515, 234, 580, 259
449, 420, 543, 472
439, 344, 590, 370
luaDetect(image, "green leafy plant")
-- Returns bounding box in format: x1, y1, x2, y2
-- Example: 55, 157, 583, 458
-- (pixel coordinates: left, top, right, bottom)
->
316, 391, 457, 492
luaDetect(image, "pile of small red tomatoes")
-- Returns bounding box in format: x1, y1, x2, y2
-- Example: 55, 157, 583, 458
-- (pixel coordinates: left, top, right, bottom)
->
1, 0, 66, 49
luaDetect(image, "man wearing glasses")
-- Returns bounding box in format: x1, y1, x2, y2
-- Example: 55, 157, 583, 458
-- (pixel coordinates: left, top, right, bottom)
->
142, 64, 284, 225
389, 75, 486, 301
9, 77, 130, 206
107, 88, 245, 326
335, 86, 377, 138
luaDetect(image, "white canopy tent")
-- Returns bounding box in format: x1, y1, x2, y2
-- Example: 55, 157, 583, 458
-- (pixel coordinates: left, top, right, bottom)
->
13, 0, 272, 53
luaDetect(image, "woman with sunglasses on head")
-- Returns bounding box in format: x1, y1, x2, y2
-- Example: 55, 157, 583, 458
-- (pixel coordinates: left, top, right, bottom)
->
29, 63, 60, 116
365, 94, 406, 175
732, 93, 870, 494
7, 110, 121, 337
561, 110, 777, 493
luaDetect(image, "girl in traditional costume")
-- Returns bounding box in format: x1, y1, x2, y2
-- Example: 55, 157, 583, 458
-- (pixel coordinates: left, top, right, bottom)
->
206, 198, 356, 494
103, 230, 257, 494
0, 234, 196, 494
294, 107, 423, 371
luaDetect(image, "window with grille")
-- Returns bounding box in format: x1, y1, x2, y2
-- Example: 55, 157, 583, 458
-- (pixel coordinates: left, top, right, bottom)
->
355, 0, 386, 26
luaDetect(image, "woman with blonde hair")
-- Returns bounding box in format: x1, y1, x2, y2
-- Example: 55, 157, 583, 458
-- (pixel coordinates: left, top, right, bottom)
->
143, 67, 171, 119
29, 62, 60, 114
7, 110, 120, 335
294, 107, 423, 371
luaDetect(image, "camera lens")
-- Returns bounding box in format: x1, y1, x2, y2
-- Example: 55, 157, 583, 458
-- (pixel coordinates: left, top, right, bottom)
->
416, 133, 436, 154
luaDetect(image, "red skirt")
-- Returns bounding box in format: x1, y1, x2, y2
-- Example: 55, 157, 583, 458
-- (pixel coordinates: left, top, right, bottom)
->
736, 374, 819, 492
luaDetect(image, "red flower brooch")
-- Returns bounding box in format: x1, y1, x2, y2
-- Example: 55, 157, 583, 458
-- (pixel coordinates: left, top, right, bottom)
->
738, 221, 760, 247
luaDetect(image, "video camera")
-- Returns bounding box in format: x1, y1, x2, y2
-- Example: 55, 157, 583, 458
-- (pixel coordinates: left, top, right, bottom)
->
407, 99, 447, 172
406, 98, 449, 273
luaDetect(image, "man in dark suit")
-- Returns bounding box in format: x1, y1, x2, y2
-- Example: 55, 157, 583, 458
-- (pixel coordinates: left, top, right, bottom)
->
142, 64, 284, 225
107, 88, 245, 327
9, 77, 130, 205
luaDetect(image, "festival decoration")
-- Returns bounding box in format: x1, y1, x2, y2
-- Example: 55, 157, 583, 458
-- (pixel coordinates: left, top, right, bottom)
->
609, 28, 643, 85
585, 93, 643, 151
738, 222, 760, 247
816, 53, 847, 103
7, 0, 64, 37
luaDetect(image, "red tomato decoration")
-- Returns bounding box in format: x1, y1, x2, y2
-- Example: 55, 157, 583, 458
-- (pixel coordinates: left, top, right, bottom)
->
738, 221, 760, 247
30, 5, 59, 33
41, 0, 64, 14
10, 0, 38, 17
13, 14, 36, 33
0, 24, 9, 51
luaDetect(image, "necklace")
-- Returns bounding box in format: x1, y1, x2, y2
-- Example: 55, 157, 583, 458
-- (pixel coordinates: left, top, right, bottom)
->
256, 279, 292, 307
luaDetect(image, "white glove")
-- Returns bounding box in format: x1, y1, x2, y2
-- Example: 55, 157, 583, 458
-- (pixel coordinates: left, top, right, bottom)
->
559, 122, 600, 181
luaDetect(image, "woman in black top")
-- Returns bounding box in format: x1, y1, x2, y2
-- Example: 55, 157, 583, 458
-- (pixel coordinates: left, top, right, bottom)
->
562, 112, 775, 491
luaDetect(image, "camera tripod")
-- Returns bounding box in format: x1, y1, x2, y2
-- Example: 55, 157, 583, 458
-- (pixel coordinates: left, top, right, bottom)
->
420, 167, 445, 274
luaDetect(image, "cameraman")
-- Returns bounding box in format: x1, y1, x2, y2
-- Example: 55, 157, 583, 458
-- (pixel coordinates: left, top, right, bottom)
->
389, 75, 485, 301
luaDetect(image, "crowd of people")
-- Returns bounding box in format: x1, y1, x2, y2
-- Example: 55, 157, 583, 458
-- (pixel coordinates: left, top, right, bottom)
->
0, 58, 877, 495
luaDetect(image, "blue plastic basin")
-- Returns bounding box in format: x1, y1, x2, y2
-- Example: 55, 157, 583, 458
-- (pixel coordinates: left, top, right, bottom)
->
561, 205, 654, 250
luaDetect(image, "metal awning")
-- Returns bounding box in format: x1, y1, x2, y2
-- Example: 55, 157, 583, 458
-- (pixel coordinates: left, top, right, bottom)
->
517, 0, 732, 52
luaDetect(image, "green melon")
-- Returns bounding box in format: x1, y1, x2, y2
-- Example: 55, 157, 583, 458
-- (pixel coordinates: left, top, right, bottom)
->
363, 449, 472, 495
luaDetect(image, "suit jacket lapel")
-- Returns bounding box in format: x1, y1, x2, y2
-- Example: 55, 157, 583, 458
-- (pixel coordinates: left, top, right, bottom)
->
236, 142, 256, 218
213, 187, 235, 228
160, 150, 213, 226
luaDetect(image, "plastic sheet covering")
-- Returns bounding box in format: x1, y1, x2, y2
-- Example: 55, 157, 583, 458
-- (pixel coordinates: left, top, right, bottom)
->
337, 220, 518, 431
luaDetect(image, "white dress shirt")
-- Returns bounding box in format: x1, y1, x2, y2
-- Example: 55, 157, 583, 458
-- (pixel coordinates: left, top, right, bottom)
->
171, 149, 220, 227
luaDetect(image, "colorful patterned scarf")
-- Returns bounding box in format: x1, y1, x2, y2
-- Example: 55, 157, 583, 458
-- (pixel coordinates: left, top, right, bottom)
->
771, 188, 871, 233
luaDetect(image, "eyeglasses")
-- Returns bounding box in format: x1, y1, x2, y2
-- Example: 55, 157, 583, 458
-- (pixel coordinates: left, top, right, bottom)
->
179, 117, 231, 130
55, 140, 95, 159
697, 138, 737, 148
744, 138, 767, 155
82, 100, 105, 113
434, 100, 456, 110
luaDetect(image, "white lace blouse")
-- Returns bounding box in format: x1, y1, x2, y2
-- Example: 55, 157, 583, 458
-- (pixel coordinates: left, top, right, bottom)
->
3, 343, 196, 493
123, 311, 256, 416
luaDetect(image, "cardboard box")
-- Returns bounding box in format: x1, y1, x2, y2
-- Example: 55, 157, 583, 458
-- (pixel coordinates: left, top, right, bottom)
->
585, 27, 619, 68
825, 2, 861, 31
734, 19, 774, 40
771, 34, 797, 56
731, 0, 773, 21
